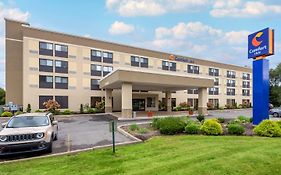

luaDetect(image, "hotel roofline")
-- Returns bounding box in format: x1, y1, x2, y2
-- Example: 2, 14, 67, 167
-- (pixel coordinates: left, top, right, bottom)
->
5, 18, 251, 72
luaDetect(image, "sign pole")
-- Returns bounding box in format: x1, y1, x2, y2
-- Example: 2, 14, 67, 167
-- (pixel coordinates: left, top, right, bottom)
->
253, 59, 269, 125
248, 27, 274, 125
111, 121, 116, 154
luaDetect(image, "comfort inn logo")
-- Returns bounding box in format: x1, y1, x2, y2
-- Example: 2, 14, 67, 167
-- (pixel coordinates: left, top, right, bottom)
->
248, 28, 274, 59
252, 32, 263, 47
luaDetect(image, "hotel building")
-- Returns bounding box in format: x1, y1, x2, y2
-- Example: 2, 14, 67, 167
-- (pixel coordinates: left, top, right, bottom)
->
5, 19, 252, 117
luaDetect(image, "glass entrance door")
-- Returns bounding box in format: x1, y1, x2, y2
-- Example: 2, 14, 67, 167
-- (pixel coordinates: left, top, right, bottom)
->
132, 99, 145, 111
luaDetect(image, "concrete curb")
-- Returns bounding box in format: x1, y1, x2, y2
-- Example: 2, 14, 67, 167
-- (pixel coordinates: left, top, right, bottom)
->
117, 122, 152, 142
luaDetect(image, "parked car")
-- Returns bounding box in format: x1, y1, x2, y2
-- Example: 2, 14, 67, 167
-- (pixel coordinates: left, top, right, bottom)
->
269, 108, 281, 117
0, 113, 58, 156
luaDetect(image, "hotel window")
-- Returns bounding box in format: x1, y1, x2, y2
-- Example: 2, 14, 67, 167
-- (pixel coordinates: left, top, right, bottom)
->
91, 64, 102, 76
227, 99, 236, 106
187, 98, 198, 108
209, 68, 219, 76
170, 62, 176, 71
39, 42, 53, 56
103, 52, 113, 63
243, 81, 250, 88
55, 96, 68, 109
187, 65, 199, 74
227, 79, 236, 87
147, 97, 156, 107
103, 66, 113, 76
131, 56, 140, 67
227, 88, 235, 96
91, 79, 100, 90
214, 78, 219, 86
243, 73, 250, 80
91, 49, 102, 62
209, 87, 219, 95
55, 76, 68, 89
55, 60, 68, 73
208, 99, 219, 107
227, 70, 236, 78
39, 75, 53, 89
162, 61, 176, 71
55, 44, 68, 58
140, 57, 148, 68
187, 88, 198, 94
39, 96, 53, 109
39, 58, 53, 72
242, 89, 250, 96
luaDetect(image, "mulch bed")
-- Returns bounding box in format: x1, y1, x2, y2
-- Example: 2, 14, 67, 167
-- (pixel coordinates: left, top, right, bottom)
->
122, 119, 256, 141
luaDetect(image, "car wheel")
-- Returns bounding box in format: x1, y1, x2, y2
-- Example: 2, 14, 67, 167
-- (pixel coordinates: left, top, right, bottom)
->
273, 112, 279, 118
45, 141, 53, 153
53, 133, 58, 141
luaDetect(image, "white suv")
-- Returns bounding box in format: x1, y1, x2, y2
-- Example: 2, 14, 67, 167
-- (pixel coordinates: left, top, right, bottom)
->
0, 113, 58, 156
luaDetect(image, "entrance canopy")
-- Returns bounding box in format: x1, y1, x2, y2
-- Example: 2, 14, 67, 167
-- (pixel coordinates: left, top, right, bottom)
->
100, 68, 214, 91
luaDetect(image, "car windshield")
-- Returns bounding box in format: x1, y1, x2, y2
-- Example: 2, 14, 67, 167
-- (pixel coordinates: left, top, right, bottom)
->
6, 116, 49, 128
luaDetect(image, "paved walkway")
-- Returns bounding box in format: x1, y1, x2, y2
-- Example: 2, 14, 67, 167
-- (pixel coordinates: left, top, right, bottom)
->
114, 108, 253, 120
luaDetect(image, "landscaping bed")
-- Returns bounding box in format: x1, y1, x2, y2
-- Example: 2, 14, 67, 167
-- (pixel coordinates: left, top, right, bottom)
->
122, 123, 160, 141
124, 115, 281, 141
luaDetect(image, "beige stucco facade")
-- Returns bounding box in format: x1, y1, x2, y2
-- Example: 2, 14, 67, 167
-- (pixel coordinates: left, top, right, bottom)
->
5, 19, 252, 117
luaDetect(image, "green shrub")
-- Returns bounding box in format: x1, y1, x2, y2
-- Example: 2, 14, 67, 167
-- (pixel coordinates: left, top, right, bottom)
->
1, 111, 13, 117
138, 128, 149, 134
276, 120, 281, 128
179, 116, 192, 125
219, 106, 224, 110
129, 124, 139, 131
237, 116, 251, 123
87, 108, 97, 114
185, 122, 201, 134
217, 117, 225, 123
158, 117, 186, 135
26, 104, 31, 113
228, 119, 242, 125
197, 115, 205, 122
152, 118, 161, 129
200, 119, 223, 135
35, 109, 43, 113
15, 111, 23, 116
174, 106, 182, 111
62, 109, 72, 115
228, 124, 245, 135
253, 120, 281, 137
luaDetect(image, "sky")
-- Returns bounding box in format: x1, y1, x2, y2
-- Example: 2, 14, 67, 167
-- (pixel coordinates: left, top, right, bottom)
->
0, 0, 281, 89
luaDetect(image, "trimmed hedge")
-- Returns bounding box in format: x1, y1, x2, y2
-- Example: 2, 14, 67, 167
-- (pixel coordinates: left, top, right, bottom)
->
157, 117, 186, 135
228, 124, 245, 135
185, 122, 201, 134
200, 119, 223, 135
253, 120, 281, 137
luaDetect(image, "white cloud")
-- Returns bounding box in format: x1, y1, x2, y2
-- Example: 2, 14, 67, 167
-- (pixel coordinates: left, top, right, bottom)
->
106, 0, 210, 17
155, 21, 223, 40
109, 21, 135, 35
211, 0, 281, 17
0, 3, 30, 88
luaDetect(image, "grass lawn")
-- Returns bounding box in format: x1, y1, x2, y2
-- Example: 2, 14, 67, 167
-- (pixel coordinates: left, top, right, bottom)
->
2, 136, 281, 175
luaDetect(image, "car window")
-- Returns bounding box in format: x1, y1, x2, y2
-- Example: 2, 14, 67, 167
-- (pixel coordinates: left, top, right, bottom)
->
7, 116, 49, 128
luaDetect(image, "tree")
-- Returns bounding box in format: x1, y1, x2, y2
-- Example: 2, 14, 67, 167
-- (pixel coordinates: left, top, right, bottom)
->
0, 88, 5, 105
270, 63, 281, 107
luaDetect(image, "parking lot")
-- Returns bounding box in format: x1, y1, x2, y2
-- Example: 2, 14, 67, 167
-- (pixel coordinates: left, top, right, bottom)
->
0, 114, 135, 160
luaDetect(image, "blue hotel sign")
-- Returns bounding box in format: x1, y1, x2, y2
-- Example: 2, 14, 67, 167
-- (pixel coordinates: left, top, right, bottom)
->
248, 28, 274, 125
248, 28, 274, 59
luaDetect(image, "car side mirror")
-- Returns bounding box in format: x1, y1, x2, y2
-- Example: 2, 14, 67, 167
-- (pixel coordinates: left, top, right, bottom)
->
52, 121, 58, 125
